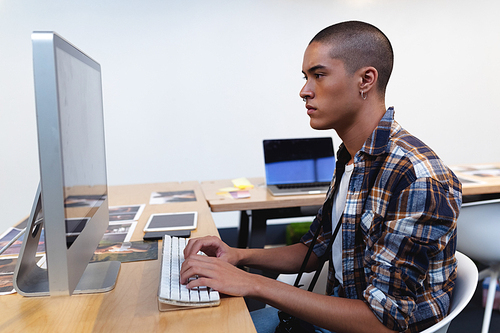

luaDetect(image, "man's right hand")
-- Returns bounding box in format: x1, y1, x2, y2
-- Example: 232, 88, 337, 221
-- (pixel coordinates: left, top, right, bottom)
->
183, 235, 240, 266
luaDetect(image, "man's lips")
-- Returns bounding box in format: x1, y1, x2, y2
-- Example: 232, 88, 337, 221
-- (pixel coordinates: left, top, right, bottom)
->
306, 104, 316, 115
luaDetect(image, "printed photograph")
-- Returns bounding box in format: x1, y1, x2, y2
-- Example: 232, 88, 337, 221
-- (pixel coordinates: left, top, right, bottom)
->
109, 204, 145, 222
99, 221, 137, 243
0, 228, 45, 256
149, 190, 196, 204
90, 241, 158, 263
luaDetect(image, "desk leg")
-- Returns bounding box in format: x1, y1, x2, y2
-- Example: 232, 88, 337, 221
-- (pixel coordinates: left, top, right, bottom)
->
247, 206, 319, 249
237, 210, 250, 248
248, 209, 268, 249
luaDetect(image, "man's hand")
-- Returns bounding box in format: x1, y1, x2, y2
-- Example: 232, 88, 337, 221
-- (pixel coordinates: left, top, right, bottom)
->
180, 253, 260, 297
183, 235, 240, 266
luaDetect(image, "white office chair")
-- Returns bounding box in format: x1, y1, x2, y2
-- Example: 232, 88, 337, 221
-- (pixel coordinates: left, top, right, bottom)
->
275, 260, 329, 295
420, 251, 478, 333
456, 199, 500, 333
275, 252, 477, 333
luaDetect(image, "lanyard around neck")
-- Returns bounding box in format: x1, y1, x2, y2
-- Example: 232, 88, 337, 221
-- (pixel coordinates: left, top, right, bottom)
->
292, 146, 351, 290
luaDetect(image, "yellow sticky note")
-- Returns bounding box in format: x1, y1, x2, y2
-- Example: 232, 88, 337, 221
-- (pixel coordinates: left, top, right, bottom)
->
231, 178, 254, 190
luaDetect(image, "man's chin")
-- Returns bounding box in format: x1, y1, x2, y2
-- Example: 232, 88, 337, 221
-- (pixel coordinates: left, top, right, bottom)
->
309, 120, 330, 131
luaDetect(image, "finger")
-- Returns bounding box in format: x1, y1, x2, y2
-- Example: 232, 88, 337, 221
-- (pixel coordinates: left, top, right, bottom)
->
186, 276, 218, 291
184, 237, 214, 258
183, 238, 204, 258
180, 255, 214, 283
184, 236, 221, 258
187, 276, 243, 298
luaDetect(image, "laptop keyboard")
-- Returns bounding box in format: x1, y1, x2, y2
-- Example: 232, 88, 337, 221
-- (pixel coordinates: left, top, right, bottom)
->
158, 235, 220, 311
276, 182, 330, 190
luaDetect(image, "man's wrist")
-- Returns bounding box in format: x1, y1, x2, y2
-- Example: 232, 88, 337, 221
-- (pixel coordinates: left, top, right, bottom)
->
233, 247, 252, 267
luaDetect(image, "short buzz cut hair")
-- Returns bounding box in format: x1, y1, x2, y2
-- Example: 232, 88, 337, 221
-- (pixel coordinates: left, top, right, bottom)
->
310, 21, 394, 95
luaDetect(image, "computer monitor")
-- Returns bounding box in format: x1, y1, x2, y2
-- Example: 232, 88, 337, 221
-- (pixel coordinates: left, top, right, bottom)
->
14, 32, 120, 296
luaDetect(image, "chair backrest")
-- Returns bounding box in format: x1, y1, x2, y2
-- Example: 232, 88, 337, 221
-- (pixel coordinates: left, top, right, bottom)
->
456, 199, 500, 265
420, 251, 478, 333
276, 252, 477, 333
276, 260, 329, 294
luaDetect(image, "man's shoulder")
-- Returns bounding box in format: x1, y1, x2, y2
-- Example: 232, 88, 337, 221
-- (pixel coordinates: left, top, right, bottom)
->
359, 108, 461, 195
388, 123, 448, 176
382, 122, 461, 197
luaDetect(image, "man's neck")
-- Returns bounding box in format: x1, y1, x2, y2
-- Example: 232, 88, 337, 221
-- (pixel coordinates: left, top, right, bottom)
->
337, 102, 387, 161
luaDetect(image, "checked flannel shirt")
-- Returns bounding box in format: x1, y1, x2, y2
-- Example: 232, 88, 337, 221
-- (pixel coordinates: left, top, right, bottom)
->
300, 107, 462, 332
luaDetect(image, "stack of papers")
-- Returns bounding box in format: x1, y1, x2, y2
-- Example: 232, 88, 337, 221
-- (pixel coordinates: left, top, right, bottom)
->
217, 178, 253, 199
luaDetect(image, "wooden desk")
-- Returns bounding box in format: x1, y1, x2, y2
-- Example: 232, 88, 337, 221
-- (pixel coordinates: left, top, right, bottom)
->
0, 182, 256, 333
201, 166, 500, 249
451, 163, 500, 196
201, 177, 325, 248
201, 177, 325, 212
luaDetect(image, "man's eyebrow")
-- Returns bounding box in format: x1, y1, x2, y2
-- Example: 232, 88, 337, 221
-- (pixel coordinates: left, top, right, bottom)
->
303, 64, 327, 74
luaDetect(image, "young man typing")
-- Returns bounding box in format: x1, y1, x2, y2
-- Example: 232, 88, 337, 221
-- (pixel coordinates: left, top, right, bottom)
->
180, 21, 462, 333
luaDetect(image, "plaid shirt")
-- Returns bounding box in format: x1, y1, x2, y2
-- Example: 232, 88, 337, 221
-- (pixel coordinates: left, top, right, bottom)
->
301, 107, 462, 332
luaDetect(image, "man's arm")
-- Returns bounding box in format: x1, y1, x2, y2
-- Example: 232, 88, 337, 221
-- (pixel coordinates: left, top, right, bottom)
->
183, 235, 321, 274
181, 248, 394, 333
182, 236, 395, 333
253, 274, 395, 333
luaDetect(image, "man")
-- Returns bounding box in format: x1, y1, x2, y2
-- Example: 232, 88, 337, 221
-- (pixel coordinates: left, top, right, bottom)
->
181, 21, 461, 333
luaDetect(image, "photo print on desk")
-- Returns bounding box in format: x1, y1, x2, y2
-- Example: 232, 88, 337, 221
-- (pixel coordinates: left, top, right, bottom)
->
0, 221, 137, 258
0, 227, 45, 257
0, 257, 17, 295
457, 177, 482, 184
64, 195, 105, 208
109, 204, 145, 222
100, 221, 137, 243
90, 241, 158, 263
149, 190, 196, 205
0, 255, 44, 295
453, 164, 500, 177
462, 168, 500, 178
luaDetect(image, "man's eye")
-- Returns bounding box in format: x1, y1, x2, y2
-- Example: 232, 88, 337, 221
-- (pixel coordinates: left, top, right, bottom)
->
314, 73, 323, 79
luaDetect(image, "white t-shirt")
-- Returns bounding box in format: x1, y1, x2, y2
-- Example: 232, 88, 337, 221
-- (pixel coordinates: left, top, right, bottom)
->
331, 163, 354, 285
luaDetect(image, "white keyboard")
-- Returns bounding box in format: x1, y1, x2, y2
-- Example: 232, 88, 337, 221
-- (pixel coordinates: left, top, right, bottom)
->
158, 235, 220, 311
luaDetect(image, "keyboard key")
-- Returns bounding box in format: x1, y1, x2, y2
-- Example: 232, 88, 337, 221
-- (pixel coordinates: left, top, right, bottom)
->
190, 288, 200, 302
199, 286, 210, 302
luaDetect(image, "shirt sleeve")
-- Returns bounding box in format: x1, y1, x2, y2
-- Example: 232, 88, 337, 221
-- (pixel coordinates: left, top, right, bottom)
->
362, 177, 458, 331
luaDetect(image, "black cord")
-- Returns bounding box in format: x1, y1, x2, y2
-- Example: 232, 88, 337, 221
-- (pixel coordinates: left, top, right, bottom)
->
292, 145, 351, 290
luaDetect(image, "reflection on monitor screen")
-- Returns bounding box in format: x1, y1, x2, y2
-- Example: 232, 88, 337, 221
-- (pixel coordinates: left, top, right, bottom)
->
14, 32, 120, 297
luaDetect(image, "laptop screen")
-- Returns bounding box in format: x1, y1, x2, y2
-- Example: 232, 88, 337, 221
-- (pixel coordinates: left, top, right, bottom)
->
263, 138, 335, 185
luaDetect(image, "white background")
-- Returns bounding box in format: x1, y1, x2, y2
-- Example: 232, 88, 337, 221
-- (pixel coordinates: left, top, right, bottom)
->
1, 0, 500, 233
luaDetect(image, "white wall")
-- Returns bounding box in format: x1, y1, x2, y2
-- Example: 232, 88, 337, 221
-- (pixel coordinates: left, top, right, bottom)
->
1, 0, 500, 233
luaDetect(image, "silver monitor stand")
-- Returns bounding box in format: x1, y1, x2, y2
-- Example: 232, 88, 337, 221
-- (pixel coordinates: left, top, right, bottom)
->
14, 184, 120, 296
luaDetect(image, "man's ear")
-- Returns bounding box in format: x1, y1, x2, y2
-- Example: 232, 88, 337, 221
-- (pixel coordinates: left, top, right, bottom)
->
358, 66, 378, 93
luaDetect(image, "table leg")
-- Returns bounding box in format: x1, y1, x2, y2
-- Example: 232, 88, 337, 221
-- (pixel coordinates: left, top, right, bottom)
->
237, 210, 250, 248
248, 209, 268, 249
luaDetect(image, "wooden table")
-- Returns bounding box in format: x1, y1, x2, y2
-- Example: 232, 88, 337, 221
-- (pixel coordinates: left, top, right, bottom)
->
0, 181, 256, 333
201, 165, 500, 249
201, 177, 325, 248
451, 163, 500, 196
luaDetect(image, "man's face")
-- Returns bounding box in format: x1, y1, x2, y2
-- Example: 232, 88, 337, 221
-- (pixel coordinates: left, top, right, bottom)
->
300, 42, 360, 131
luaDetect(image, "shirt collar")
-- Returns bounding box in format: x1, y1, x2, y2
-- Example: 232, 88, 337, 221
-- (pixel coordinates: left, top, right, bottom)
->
359, 107, 395, 157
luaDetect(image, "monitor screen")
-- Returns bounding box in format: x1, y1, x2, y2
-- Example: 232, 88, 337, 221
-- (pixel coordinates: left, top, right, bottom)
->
14, 32, 120, 296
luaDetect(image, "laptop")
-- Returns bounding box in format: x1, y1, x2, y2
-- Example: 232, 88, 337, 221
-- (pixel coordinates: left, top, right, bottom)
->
263, 137, 336, 196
